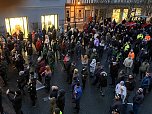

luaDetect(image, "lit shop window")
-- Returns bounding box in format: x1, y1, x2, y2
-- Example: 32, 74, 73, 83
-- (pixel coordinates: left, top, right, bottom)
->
122, 9, 128, 20
41, 15, 58, 30
5, 17, 28, 37
112, 9, 121, 22
131, 8, 142, 17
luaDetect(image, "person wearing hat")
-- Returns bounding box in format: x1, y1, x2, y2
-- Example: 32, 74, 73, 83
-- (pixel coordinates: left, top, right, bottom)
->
133, 88, 144, 114
6, 89, 23, 114
50, 86, 59, 99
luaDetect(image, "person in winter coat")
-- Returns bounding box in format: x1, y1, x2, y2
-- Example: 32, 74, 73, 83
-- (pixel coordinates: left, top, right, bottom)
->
15, 54, 25, 72
123, 56, 133, 75
36, 38, 42, 56
99, 71, 107, 96
28, 79, 37, 107
56, 89, 65, 113
111, 94, 123, 114
110, 62, 119, 86
133, 88, 144, 114
50, 86, 59, 99
125, 75, 136, 102
117, 70, 126, 84
132, 59, 141, 77
81, 67, 88, 89
90, 59, 96, 77
6, 89, 23, 114
43, 66, 52, 92
81, 55, 88, 67
115, 81, 127, 103
73, 83, 82, 113
141, 72, 151, 95
139, 60, 150, 80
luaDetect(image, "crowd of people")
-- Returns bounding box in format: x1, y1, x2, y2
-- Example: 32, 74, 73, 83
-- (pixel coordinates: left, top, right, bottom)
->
0, 17, 152, 114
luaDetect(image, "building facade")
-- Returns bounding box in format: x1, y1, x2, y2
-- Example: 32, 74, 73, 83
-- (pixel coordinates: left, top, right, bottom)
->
65, 0, 152, 27
0, 0, 66, 37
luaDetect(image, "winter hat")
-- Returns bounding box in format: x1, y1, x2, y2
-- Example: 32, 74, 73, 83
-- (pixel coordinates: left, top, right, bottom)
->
52, 86, 58, 91
19, 71, 24, 76
138, 88, 143, 93
37, 57, 42, 62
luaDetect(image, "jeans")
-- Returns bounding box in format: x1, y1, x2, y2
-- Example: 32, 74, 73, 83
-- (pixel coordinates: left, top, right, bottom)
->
133, 103, 140, 114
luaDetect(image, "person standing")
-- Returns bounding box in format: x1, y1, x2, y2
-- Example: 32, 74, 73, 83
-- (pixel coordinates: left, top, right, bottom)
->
123, 55, 133, 75
28, 79, 37, 107
56, 89, 65, 114
133, 88, 144, 114
73, 82, 82, 113
6, 89, 23, 114
81, 67, 88, 89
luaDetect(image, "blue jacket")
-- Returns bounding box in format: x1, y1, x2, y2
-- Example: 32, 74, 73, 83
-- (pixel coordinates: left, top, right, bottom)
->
141, 77, 150, 89
74, 86, 82, 100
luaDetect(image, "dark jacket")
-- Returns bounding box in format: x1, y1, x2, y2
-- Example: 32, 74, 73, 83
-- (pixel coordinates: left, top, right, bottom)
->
7, 92, 22, 110
50, 90, 58, 99
125, 78, 136, 91
133, 93, 144, 105
56, 89, 65, 112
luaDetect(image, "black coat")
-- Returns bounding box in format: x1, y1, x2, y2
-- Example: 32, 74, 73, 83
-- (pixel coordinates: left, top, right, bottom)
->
56, 90, 65, 112
50, 90, 58, 99
7, 92, 22, 110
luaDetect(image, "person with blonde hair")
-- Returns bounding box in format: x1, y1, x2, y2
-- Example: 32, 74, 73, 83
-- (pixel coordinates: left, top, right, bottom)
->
81, 55, 88, 67
73, 68, 79, 79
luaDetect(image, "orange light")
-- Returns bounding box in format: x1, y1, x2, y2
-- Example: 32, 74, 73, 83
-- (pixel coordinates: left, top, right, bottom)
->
78, 1, 80, 5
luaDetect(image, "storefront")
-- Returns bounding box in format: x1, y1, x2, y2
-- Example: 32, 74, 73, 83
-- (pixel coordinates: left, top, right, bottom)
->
41, 14, 59, 30
5, 17, 28, 37
122, 9, 129, 20
112, 9, 121, 22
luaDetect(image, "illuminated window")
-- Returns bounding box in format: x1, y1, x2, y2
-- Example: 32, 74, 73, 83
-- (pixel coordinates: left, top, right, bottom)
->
5, 17, 28, 38
112, 9, 121, 22
41, 15, 58, 30
122, 9, 128, 20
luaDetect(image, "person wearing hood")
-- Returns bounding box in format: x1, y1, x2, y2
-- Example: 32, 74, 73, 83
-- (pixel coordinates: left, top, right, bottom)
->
115, 81, 127, 103
56, 89, 65, 113
89, 59, 96, 77
50, 86, 59, 99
